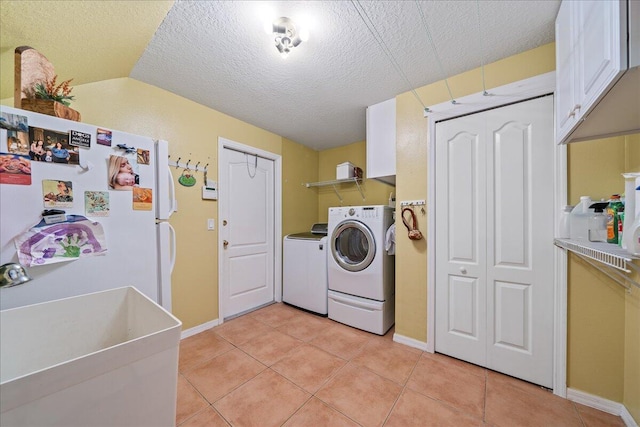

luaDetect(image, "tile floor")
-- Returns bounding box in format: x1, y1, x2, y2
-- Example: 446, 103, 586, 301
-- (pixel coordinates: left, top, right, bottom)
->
176, 303, 625, 427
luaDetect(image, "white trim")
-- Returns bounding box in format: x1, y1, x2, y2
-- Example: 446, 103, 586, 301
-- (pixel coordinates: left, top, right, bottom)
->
553, 143, 568, 397
423, 72, 556, 120
180, 319, 220, 340
623, 407, 640, 427
567, 388, 638, 427
393, 333, 430, 352
425, 72, 567, 395
426, 114, 436, 353
217, 137, 283, 324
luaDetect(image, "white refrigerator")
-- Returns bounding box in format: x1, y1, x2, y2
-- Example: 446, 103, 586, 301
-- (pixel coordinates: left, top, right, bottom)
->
0, 106, 177, 311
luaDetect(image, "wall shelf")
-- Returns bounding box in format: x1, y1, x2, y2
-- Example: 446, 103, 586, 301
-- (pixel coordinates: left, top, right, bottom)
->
554, 238, 640, 291
305, 177, 364, 202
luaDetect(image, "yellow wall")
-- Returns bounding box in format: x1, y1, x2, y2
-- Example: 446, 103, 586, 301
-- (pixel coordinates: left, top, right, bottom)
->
395, 43, 557, 342
316, 141, 393, 221
623, 133, 640, 421
1, 77, 322, 330
567, 135, 640, 405
282, 137, 319, 235
626, 267, 640, 422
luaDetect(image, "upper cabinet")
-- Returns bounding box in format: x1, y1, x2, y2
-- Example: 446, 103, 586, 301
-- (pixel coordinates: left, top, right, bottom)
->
366, 98, 396, 186
555, 0, 639, 144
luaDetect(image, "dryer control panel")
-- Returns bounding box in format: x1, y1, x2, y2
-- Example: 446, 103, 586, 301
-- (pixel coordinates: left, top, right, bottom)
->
330, 206, 387, 219
360, 206, 379, 219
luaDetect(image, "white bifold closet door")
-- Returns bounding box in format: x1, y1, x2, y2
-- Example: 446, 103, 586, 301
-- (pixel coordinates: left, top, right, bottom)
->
435, 96, 555, 388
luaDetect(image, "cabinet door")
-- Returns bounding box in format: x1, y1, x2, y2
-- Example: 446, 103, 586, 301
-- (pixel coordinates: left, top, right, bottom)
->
576, 0, 626, 115
366, 98, 396, 183
555, 0, 578, 143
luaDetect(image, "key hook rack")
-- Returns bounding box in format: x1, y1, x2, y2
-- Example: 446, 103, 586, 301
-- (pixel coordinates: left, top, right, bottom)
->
400, 200, 426, 214
168, 155, 209, 173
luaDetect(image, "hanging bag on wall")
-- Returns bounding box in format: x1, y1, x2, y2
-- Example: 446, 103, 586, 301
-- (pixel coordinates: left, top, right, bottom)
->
402, 207, 423, 240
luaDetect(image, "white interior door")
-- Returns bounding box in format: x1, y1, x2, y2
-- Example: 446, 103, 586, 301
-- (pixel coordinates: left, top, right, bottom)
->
220, 144, 275, 319
435, 96, 555, 388
434, 113, 488, 367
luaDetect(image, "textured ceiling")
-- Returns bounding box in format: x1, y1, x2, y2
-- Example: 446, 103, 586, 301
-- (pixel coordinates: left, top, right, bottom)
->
1, 1, 560, 150
0, 1, 173, 99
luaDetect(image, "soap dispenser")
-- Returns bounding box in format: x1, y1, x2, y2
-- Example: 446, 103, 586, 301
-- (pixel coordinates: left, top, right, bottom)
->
588, 202, 609, 242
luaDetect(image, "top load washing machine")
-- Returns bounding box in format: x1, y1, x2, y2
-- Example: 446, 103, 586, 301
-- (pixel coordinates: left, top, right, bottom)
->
327, 206, 395, 334
283, 223, 328, 315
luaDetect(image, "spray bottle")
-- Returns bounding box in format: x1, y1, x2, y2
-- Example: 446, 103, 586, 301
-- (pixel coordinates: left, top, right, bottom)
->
606, 194, 624, 243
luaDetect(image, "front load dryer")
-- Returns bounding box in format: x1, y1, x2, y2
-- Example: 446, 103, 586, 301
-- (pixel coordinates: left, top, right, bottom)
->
327, 205, 395, 334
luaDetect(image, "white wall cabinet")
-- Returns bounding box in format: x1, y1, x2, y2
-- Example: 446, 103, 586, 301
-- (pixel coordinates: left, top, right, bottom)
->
366, 98, 396, 185
555, 0, 638, 144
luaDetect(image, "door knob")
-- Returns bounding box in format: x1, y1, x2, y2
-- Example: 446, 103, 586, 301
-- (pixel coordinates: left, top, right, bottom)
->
223, 220, 228, 226
223, 240, 229, 248
460, 267, 467, 274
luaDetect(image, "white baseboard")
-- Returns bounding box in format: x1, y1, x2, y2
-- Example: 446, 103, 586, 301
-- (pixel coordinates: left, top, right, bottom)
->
622, 407, 639, 427
393, 333, 430, 352
567, 388, 638, 427
180, 319, 220, 340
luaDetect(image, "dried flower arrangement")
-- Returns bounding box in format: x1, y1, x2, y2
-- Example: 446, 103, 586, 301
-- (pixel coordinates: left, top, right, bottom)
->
34, 75, 75, 106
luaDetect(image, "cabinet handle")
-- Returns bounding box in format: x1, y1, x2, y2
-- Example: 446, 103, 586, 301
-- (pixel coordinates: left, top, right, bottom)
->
460, 267, 467, 274
568, 104, 582, 118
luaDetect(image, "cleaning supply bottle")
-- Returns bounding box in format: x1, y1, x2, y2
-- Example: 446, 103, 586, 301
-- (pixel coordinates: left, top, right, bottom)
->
570, 196, 592, 241
617, 209, 624, 246
588, 202, 608, 242
606, 194, 624, 243
558, 205, 573, 238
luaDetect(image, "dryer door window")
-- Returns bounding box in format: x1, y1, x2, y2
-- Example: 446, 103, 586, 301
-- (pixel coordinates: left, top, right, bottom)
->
331, 220, 375, 272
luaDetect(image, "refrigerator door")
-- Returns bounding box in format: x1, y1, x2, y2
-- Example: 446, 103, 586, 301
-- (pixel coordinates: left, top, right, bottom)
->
156, 221, 176, 312
0, 107, 162, 310
155, 140, 176, 221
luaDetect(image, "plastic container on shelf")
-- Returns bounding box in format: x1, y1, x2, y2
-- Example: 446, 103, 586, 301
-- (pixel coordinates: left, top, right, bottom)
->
621, 173, 640, 251
336, 162, 356, 180
569, 196, 592, 241
626, 183, 640, 256
558, 205, 573, 239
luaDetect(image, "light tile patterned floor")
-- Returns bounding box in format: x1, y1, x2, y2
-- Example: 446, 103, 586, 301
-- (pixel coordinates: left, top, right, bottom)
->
176, 303, 625, 427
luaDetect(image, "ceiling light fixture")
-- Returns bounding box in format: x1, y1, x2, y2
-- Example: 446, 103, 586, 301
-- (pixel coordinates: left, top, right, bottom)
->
268, 17, 309, 58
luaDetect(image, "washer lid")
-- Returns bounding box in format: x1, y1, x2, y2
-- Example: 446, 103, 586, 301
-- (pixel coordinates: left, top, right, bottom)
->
311, 223, 328, 235
287, 232, 325, 240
